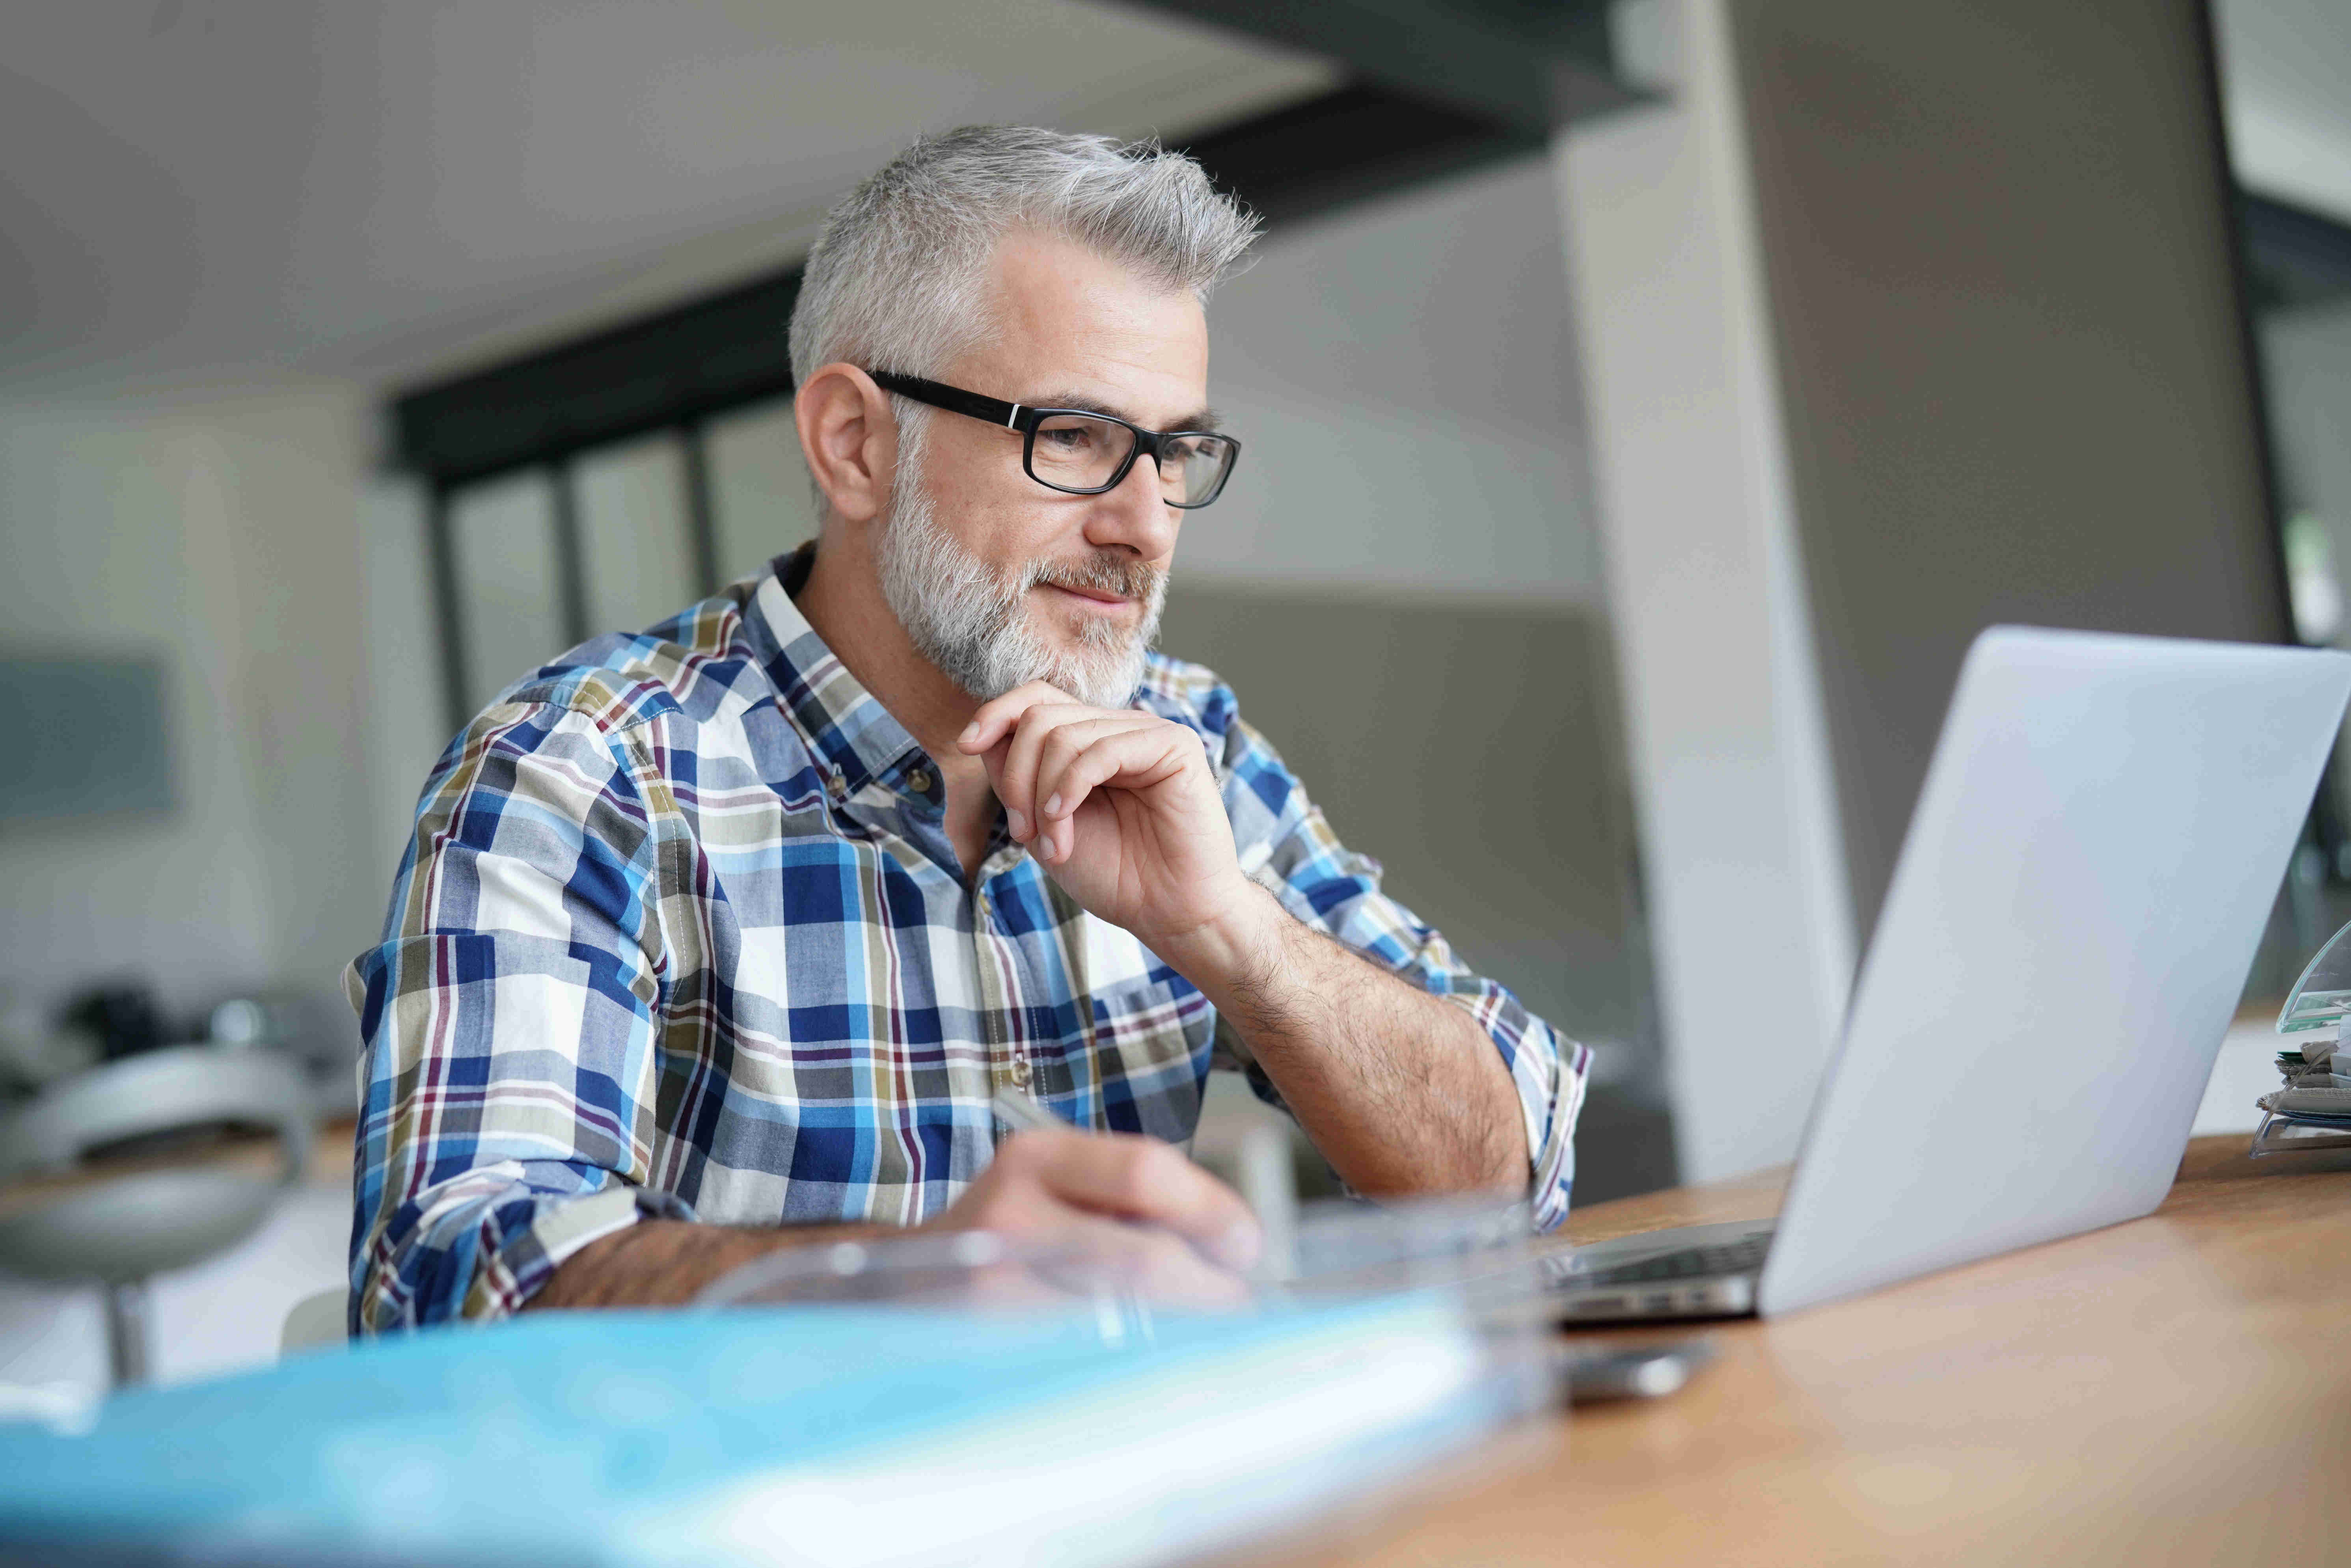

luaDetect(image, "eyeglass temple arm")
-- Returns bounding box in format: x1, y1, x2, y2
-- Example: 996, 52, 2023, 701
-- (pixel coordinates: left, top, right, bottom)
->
869, 371, 1028, 431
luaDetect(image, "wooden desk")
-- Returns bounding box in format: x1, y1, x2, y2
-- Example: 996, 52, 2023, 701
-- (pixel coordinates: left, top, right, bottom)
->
1243, 1135, 2351, 1565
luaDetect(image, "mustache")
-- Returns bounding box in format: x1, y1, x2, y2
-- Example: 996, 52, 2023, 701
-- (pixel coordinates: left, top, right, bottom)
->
1023, 553, 1164, 602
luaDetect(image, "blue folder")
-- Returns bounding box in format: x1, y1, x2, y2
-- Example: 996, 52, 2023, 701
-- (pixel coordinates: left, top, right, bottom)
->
0, 1296, 1505, 1567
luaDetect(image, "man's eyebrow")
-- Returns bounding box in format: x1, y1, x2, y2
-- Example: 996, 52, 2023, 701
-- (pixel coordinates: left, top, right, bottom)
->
1032, 390, 1222, 432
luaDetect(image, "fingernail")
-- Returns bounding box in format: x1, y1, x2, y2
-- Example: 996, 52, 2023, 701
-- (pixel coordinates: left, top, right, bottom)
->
1043, 792, 1062, 818
1007, 808, 1028, 838
959, 722, 979, 745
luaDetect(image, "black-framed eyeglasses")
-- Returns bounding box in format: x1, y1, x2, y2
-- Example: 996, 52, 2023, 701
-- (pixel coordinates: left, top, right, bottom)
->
870, 371, 1241, 509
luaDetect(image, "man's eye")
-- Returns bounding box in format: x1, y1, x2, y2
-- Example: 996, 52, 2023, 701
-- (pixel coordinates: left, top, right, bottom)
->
1042, 426, 1096, 450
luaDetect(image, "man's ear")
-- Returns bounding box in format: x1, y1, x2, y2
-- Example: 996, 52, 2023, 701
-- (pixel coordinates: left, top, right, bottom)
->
794, 362, 894, 527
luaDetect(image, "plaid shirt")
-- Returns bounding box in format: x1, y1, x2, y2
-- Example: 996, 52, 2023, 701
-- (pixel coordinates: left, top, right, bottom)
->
346, 550, 1589, 1331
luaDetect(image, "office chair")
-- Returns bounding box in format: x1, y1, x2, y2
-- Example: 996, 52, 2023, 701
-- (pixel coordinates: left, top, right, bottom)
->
0, 1045, 313, 1385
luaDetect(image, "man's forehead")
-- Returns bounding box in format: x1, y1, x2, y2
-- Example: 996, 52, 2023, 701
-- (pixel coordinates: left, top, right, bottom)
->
971, 230, 1209, 419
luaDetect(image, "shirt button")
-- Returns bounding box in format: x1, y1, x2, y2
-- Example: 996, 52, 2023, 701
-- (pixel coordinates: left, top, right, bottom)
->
1010, 1056, 1031, 1089
827, 765, 847, 799
907, 767, 933, 795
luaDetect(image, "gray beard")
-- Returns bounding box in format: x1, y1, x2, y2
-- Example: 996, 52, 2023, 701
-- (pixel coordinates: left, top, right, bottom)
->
873, 458, 1166, 710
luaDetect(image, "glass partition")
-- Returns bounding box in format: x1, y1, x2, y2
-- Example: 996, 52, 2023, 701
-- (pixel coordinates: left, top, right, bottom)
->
447, 471, 564, 715
578, 435, 698, 638
708, 397, 819, 585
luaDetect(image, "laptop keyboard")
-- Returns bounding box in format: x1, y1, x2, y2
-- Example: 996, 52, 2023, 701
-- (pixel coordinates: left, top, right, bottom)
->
1578, 1233, 1772, 1287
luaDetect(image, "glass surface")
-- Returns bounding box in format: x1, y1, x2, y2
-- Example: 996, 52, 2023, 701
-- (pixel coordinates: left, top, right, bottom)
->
2278, 914, 2351, 1033
578, 434, 697, 634
1170, 431, 1239, 503
1030, 412, 1131, 489
449, 471, 565, 713
696, 1194, 1537, 1314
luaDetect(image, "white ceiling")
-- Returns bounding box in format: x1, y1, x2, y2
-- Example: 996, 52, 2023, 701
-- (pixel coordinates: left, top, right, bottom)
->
0, 2, 1332, 393
6, 2, 2343, 399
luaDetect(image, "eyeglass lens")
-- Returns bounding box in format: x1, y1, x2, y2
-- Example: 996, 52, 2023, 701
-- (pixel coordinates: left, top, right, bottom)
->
1030, 413, 1235, 505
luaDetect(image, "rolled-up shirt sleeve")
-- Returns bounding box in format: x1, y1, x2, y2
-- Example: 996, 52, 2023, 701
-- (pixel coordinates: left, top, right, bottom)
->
1170, 681, 1592, 1233
343, 698, 691, 1333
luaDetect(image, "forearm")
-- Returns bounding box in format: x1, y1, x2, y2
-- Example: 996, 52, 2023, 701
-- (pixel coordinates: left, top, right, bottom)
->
524, 1218, 898, 1311
1164, 884, 1528, 1199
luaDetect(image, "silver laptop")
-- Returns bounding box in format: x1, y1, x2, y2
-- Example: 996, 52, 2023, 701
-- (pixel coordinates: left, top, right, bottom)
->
1550, 626, 2351, 1322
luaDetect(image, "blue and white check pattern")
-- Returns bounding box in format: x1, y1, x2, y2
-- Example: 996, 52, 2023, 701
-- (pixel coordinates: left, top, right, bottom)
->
345, 550, 1589, 1331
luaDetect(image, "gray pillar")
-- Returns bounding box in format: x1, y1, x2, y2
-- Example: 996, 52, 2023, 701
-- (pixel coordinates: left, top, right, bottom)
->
1556, 0, 2284, 1181
1734, 0, 2288, 937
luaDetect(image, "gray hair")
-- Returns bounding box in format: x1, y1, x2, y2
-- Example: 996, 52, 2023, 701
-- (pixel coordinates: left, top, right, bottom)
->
788, 125, 1260, 389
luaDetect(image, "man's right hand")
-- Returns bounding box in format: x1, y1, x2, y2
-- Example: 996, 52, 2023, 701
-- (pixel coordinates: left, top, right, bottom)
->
929, 1125, 1264, 1300
529, 1125, 1262, 1313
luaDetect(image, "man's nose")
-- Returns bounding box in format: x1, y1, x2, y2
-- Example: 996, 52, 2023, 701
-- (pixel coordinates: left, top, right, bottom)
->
1082, 451, 1180, 560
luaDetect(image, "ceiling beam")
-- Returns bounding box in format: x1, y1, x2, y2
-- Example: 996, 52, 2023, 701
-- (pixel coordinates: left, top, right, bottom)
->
390, 268, 805, 489
1180, 83, 1544, 224
1130, 0, 1637, 133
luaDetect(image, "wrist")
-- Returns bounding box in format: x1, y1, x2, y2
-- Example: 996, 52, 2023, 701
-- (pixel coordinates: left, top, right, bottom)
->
1149, 877, 1288, 993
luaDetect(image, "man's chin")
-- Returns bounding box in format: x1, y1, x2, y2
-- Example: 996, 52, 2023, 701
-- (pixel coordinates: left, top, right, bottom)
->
1014, 622, 1149, 706
1015, 590, 1127, 645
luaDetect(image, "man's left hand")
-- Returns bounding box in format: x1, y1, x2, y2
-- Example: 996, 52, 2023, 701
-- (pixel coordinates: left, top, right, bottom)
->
957, 682, 1261, 960
961, 680, 1531, 1201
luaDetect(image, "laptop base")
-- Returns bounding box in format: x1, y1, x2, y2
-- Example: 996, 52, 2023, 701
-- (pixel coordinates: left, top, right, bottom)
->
1543, 1222, 1776, 1324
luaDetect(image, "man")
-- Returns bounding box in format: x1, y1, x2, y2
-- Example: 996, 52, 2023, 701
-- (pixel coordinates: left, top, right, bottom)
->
347, 126, 1588, 1330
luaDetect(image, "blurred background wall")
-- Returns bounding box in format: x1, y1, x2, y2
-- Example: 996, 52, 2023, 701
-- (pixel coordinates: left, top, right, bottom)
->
1741, 0, 2290, 938
0, 391, 384, 1005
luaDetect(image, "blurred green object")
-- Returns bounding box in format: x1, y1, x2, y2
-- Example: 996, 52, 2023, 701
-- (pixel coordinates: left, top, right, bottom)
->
0, 654, 173, 826
2278, 916, 2351, 1034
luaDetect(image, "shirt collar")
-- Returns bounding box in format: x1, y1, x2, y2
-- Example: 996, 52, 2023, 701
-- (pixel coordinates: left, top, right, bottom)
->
740, 543, 936, 804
